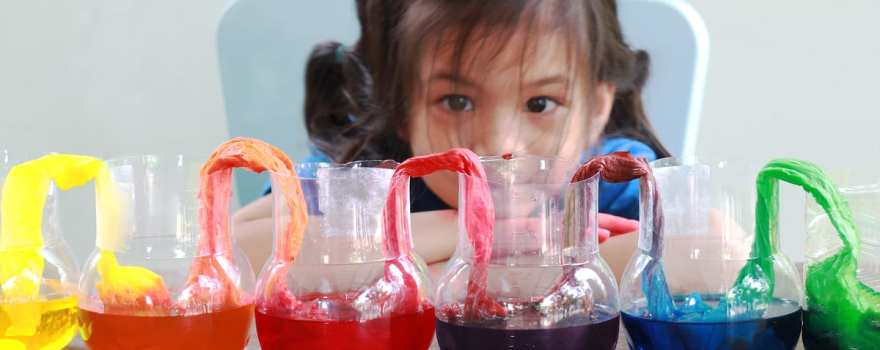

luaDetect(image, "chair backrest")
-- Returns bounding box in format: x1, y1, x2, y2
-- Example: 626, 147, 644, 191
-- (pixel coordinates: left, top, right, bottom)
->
217, 1, 360, 203
217, 0, 709, 204
619, 0, 709, 162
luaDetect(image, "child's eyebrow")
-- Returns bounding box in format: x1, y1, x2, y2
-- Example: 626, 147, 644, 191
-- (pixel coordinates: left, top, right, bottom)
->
428, 71, 478, 89
428, 71, 568, 91
523, 75, 568, 89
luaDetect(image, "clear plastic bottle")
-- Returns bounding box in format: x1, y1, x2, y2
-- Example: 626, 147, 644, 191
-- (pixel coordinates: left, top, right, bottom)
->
434, 155, 619, 350
77, 155, 255, 350
804, 181, 880, 349
255, 161, 435, 350
619, 159, 803, 350
0, 154, 85, 350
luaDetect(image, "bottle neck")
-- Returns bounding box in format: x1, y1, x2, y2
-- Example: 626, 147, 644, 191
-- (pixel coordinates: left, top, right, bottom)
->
276, 165, 400, 264
455, 175, 599, 266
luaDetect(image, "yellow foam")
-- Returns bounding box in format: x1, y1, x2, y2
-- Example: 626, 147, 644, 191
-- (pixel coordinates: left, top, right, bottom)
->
95, 250, 171, 308
0, 154, 167, 333
1, 155, 105, 337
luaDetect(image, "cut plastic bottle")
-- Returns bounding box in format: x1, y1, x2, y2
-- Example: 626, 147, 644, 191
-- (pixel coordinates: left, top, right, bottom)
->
77, 138, 291, 349
254, 157, 438, 350
801, 166, 880, 349
434, 153, 620, 350
0, 154, 104, 350
619, 157, 803, 350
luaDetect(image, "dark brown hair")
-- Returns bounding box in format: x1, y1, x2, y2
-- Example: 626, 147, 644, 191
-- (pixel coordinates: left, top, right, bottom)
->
304, 0, 670, 163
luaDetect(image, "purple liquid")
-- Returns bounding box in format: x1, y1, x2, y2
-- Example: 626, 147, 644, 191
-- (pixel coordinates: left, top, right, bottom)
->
436, 315, 620, 350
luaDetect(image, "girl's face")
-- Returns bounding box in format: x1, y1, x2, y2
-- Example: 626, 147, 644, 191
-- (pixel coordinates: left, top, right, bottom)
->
406, 26, 616, 208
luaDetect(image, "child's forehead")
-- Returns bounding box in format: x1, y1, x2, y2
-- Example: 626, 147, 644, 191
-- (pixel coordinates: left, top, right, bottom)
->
420, 26, 578, 83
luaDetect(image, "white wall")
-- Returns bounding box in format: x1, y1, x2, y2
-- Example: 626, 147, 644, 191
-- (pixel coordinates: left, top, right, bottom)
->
2, 0, 879, 264
690, 0, 880, 163
0, 0, 231, 260
687, 0, 880, 261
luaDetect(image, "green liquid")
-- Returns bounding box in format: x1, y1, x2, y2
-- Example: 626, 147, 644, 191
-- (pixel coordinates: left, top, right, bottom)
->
803, 244, 880, 348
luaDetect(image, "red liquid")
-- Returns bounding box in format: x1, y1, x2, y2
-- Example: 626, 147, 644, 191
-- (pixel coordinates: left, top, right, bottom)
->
78, 304, 254, 350
255, 307, 436, 350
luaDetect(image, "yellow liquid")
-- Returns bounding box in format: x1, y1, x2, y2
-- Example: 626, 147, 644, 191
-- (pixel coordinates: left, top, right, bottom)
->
0, 297, 78, 350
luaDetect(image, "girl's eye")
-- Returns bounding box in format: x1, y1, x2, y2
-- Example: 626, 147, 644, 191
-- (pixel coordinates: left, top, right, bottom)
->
441, 95, 475, 112
525, 96, 558, 114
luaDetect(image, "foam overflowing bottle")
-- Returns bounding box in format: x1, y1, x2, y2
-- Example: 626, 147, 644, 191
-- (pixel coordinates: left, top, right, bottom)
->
802, 167, 880, 349
0, 154, 92, 350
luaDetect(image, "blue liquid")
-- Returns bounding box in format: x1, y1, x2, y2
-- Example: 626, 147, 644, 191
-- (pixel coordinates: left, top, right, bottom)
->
622, 299, 802, 350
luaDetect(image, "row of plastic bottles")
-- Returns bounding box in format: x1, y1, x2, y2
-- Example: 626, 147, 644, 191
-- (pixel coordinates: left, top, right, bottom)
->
0, 139, 877, 350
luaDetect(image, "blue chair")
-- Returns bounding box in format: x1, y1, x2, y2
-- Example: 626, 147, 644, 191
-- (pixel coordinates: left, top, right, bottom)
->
619, 0, 709, 162
217, 0, 709, 204
217, 1, 359, 203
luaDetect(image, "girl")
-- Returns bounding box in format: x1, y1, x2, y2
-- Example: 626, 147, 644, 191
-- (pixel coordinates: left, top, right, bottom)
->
234, 0, 670, 278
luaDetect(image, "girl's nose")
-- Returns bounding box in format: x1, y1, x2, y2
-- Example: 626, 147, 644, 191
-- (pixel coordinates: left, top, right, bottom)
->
471, 111, 525, 156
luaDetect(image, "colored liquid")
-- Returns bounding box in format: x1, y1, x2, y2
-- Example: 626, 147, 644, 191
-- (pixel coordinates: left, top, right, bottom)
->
435, 315, 620, 350
78, 304, 254, 350
0, 297, 78, 350
802, 250, 880, 349
622, 302, 802, 350
255, 307, 436, 350
803, 308, 880, 349
791, 161, 880, 349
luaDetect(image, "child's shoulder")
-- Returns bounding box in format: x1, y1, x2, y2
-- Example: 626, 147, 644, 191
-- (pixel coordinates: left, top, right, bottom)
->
591, 136, 658, 220
264, 147, 332, 195
302, 147, 333, 163
596, 136, 658, 161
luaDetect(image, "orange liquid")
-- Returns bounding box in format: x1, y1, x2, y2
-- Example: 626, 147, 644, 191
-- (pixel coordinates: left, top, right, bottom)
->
79, 304, 254, 350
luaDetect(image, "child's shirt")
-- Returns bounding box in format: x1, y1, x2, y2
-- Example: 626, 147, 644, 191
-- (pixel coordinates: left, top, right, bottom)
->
589, 137, 658, 220
268, 136, 657, 220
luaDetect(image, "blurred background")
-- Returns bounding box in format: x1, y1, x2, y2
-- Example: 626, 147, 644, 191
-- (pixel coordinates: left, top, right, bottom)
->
1, 0, 878, 264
